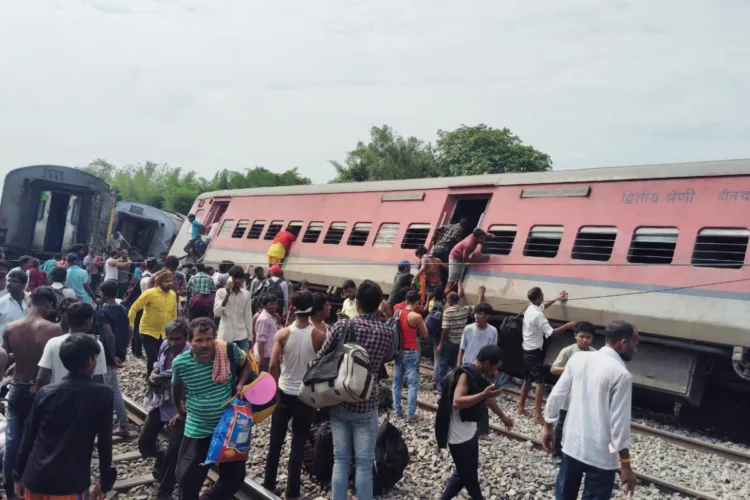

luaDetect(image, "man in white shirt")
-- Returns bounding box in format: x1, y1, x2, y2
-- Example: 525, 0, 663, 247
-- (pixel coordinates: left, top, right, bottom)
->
518, 287, 576, 425
0, 270, 28, 335
542, 321, 639, 499
49, 267, 77, 300
9, 255, 32, 292
37, 302, 108, 387
213, 266, 253, 353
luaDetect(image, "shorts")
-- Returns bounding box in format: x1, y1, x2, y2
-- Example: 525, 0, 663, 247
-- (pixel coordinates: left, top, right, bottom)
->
522, 349, 545, 384
447, 257, 467, 283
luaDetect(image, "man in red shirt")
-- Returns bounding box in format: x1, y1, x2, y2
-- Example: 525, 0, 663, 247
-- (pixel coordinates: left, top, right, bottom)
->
391, 290, 428, 422
445, 229, 489, 295
267, 230, 297, 267
27, 259, 49, 292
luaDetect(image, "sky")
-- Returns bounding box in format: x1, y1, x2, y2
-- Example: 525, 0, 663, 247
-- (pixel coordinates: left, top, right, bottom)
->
1, 0, 749, 187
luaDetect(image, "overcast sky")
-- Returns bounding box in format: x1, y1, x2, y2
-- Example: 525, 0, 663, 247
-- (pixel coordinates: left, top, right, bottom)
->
1, 0, 748, 186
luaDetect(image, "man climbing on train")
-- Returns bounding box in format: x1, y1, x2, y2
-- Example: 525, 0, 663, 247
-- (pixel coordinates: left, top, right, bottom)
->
267, 229, 297, 267
183, 214, 205, 259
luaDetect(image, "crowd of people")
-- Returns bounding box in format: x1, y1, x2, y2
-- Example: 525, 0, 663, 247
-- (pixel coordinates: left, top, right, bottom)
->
0, 217, 640, 500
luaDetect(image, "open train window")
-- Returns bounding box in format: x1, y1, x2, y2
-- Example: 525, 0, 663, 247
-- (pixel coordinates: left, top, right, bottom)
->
324, 222, 347, 245
286, 221, 303, 237
524, 225, 563, 258
627, 227, 678, 264
484, 225, 517, 255
231, 220, 249, 238
373, 223, 400, 248
401, 223, 431, 249
217, 219, 234, 238
264, 220, 283, 240
692, 228, 749, 269
572, 226, 617, 261
303, 222, 324, 243
347, 223, 372, 246
246, 220, 265, 239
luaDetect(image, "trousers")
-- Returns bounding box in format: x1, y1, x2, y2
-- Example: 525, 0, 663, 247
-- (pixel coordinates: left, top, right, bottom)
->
141, 334, 162, 379
555, 453, 616, 500
176, 435, 246, 500
3, 382, 36, 497
138, 409, 184, 498
441, 434, 483, 499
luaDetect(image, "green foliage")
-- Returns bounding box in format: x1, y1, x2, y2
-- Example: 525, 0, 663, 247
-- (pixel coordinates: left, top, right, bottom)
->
435, 125, 552, 176
330, 125, 437, 183
80, 160, 311, 214
330, 124, 551, 182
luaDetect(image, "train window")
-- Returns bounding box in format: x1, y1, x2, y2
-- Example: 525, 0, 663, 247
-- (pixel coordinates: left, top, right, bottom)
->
572, 226, 618, 261
324, 222, 347, 245
186, 209, 205, 233
286, 221, 303, 237
627, 227, 679, 264
71, 198, 81, 223
347, 223, 372, 247
37, 195, 48, 222
232, 220, 249, 238
484, 225, 517, 255
401, 223, 431, 249
523, 225, 564, 258
264, 220, 283, 240
373, 223, 400, 248
246, 220, 265, 239
302, 222, 324, 243
217, 219, 234, 238
692, 228, 749, 269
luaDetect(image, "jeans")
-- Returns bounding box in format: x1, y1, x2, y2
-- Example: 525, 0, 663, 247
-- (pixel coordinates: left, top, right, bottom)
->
555, 453, 616, 500
441, 434, 483, 500
234, 339, 250, 354
138, 409, 184, 498
176, 435, 246, 500
330, 406, 378, 500
437, 340, 460, 391
263, 392, 314, 497
554, 409, 568, 456
141, 334, 162, 379
392, 350, 419, 418
103, 366, 129, 427
3, 382, 36, 497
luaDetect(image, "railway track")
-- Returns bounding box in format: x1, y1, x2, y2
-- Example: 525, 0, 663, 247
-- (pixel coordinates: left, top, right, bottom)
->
418, 362, 750, 466
411, 396, 721, 500
120, 395, 280, 500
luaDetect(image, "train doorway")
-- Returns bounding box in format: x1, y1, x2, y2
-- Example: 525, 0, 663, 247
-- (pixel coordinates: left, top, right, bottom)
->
449, 195, 492, 236
31, 191, 82, 254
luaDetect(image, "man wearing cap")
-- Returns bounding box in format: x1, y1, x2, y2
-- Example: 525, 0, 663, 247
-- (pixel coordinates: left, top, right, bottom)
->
387, 260, 415, 310
64, 253, 95, 304
261, 265, 289, 316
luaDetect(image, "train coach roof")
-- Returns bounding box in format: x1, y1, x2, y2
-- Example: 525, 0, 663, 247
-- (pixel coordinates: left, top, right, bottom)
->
198, 158, 750, 199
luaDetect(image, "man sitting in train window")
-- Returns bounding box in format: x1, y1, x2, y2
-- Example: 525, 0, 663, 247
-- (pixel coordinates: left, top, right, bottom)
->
267, 229, 297, 267
337, 279, 358, 320
445, 229, 490, 296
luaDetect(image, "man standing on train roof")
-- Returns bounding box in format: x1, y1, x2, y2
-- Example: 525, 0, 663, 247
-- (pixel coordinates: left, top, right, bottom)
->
2, 287, 61, 500
518, 287, 576, 425
444, 229, 490, 296
543, 321, 639, 499
267, 228, 297, 267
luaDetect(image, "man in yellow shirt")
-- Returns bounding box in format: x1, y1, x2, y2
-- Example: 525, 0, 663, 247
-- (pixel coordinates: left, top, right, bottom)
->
128, 270, 177, 378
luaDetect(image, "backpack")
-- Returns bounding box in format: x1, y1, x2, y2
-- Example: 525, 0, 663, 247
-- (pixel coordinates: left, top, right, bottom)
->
497, 312, 524, 351
425, 302, 443, 339
122, 272, 149, 308
297, 320, 374, 409
252, 278, 285, 315
383, 309, 403, 363
311, 421, 334, 487
372, 420, 410, 495
190, 292, 215, 310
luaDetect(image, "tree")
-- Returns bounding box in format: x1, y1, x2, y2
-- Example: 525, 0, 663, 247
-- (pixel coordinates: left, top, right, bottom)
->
330, 125, 437, 183
80, 161, 311, 214
435, 124, 552, 177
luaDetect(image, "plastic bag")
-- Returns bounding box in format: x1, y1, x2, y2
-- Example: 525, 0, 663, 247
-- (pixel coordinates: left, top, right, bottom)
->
204, 398, 253, 465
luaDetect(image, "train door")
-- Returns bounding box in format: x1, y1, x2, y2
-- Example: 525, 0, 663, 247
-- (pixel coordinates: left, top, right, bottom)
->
61, 196, 80, 251
31, 191, 52, 252
445, 194, 493, 236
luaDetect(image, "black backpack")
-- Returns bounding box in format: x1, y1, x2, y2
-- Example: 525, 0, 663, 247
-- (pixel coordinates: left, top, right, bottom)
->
252, 278, 285, 315
497, 312, 524, 350
311, 421, 334, 488
383, 309, 403, 363
352, 420, 409, 495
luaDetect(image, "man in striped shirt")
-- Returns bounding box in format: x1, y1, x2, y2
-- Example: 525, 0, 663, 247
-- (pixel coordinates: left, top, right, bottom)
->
186, 263, 216, 319
172, 318, 255, 500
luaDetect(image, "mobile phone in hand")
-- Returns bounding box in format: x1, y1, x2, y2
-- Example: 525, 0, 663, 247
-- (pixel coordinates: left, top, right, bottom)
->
493, 373, 509, 390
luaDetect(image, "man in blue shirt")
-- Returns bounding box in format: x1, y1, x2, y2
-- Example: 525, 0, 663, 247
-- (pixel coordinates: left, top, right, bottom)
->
64, 253, 95, 304
183, 214, 205, 258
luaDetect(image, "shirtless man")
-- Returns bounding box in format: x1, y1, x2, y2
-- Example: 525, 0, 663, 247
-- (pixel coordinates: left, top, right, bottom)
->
2, 286, 61, 500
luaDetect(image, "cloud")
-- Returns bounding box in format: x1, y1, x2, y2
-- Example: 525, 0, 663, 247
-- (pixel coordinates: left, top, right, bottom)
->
0, 0, 748, 188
